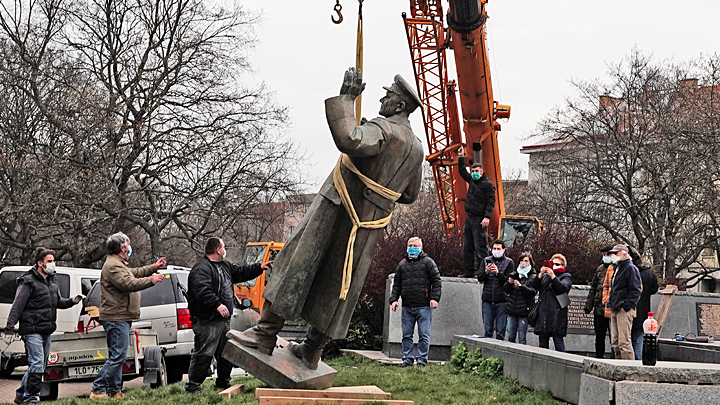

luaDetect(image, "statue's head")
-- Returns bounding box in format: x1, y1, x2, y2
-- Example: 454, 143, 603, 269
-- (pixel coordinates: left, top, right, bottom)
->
379, 74, 422, 118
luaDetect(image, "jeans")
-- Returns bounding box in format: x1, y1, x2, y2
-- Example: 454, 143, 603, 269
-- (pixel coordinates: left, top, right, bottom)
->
92, 321, 131, 396
593, 315, 611, 358
401, 306, 432, 365
506, 316, 528, 344
538, 334, 566, 352
462, 216, 489, 276
482, 301, 507, 340
16, 334, 52, 403
186, 318, 232, 392
631, 329, 643, 360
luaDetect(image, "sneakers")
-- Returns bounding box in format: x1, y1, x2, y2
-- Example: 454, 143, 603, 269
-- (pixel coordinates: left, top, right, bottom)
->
90, 392, 109, 400
400, 362, 413, 367
111, 392, 126, 400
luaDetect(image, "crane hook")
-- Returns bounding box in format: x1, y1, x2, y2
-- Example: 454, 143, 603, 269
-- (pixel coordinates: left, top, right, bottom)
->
332, 1, 343, 24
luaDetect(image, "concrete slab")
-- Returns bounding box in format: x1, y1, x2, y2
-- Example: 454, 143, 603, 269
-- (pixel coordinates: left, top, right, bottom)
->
222, 335, 337, 389
583, 358, 720, 384
578, 374, 613, 405
614, 381, 720, 405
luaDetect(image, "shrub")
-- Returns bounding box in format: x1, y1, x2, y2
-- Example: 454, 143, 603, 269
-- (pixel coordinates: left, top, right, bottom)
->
449, 343, 503, 378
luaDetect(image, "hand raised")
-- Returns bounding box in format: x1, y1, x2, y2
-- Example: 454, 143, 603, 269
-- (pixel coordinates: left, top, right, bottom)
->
150, 273, 164, 284
340, 67, 366, 97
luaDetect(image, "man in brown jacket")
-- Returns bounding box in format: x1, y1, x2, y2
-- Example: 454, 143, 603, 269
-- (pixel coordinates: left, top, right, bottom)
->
90, 233, 165, 400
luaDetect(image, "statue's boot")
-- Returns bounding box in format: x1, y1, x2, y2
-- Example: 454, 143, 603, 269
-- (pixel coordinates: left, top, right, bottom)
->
228, 301, 284, 355
288, 326, 331, 370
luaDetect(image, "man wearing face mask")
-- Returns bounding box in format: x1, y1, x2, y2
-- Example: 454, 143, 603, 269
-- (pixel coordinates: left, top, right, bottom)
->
389, 237, 441, 367
477, 240, 514, 340
184, 237, 271, 393
4, 248, 82, 404
605, 244, 642, 360
457, 146, 496, 278
91, 233, 166, 400
584, 245, 614, 358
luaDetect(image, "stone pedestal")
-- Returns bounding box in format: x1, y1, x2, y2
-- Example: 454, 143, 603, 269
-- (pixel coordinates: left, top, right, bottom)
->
222, 336, 336, 389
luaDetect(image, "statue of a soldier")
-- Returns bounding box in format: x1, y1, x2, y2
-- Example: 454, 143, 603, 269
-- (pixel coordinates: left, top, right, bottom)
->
229, 67, 424, 369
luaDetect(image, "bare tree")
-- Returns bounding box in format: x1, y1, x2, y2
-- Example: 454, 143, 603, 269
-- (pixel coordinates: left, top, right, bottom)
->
0, 0, 303, 266
527, 50, 720, 279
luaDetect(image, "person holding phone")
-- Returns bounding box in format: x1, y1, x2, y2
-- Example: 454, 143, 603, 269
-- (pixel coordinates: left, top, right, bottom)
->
503, 253, 538, 344
531, 254, 573, 352
477, 240, 514, 340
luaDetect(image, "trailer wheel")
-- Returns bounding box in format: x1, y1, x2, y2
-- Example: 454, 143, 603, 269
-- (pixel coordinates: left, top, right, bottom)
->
149, 355, 167, 389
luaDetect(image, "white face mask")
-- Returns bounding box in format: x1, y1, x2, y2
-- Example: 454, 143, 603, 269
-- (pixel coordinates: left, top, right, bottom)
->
610, 254, 619, 264
492, 250, 504, 259
518, 262, 530, 269
44, 262, 56, 275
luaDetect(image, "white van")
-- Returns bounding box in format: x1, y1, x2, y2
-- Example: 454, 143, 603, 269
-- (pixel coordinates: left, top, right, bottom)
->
0, 266, 101, 376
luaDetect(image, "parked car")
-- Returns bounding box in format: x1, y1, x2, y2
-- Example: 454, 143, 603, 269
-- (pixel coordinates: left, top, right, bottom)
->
0, 266, 100, 377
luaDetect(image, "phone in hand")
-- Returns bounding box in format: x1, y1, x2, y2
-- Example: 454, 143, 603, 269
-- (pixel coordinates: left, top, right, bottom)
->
543, 260, 553, 269
484, 258, 492, 267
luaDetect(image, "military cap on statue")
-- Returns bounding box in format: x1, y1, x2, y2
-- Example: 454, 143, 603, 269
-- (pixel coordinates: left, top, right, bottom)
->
383, 74, 423, 112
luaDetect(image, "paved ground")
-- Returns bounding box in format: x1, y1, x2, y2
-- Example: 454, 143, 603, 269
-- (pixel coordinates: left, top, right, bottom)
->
0, 367, 249, 403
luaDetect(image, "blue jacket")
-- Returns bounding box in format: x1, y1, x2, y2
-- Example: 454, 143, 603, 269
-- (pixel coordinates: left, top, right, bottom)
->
607, 259, 641, 312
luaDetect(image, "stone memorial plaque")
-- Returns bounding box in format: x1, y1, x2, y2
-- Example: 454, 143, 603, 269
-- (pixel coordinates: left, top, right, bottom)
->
696, 303, 720, 337
567, 297, 595, 334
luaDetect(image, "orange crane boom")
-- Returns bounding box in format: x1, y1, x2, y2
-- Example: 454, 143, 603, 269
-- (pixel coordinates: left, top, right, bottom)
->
404, 0, 508, 239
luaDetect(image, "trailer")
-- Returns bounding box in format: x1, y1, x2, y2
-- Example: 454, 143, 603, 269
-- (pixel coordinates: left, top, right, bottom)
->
40, 329, 167, 400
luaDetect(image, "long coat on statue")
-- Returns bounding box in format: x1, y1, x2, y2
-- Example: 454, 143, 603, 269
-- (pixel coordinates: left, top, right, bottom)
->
263, 94, 423, 339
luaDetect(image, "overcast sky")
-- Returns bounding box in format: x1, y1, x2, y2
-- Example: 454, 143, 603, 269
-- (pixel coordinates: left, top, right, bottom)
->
238, 0, 720, 188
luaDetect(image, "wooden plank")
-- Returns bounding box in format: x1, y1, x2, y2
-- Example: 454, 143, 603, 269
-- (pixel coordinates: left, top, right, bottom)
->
323, 386, 386, 394
656, 285, 678, 336
259, 397, 412, 405
218, 384, 244, 399
256, 387, 390, 400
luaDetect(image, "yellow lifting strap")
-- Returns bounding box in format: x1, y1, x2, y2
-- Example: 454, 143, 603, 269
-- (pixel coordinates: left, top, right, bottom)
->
333, 153, 400, 299
355, 0, 364, 126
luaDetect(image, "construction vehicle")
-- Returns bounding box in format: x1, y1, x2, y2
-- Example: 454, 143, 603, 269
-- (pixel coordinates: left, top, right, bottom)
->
403, 0, 541, 245
234, 241, 284, 313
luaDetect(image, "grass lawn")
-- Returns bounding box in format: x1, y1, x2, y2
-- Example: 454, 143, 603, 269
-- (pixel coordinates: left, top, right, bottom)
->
43, 354, 562, 405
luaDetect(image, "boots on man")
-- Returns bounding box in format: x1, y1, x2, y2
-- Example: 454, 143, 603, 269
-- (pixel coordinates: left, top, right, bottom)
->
228, 301, 284, 355
288, 327, 331, 370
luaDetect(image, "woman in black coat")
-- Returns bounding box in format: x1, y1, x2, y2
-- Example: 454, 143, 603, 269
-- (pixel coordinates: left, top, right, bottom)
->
503, 253, 537, 344
531, 253, 573, 352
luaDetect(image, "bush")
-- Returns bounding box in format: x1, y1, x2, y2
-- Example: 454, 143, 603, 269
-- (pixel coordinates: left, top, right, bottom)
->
449, 343, 503, 379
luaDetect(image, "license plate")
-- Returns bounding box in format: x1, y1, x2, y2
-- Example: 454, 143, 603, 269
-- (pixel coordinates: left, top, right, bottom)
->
68, 365, 102, 378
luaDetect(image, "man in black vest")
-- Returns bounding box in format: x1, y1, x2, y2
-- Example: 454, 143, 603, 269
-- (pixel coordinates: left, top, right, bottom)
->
3, 248, 82, 404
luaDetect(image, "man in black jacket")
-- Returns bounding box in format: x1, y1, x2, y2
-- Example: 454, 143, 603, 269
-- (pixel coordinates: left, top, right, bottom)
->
457, 145, 496, 278
389, 237, 441, 367
477, 240, 514, 340
606, 244, 641, 360
584, 245, 614, 358
185, 237, 270, 394
3, 248, 82, 404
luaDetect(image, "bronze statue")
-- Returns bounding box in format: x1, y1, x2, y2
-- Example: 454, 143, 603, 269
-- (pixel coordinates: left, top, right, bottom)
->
228, 67, 424, 370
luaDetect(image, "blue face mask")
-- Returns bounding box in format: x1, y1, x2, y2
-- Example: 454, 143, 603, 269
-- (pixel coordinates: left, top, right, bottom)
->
471, 172, 481, 181
407, 246, 421, 259
127, 245, 133, 258
602, 256, 612, 264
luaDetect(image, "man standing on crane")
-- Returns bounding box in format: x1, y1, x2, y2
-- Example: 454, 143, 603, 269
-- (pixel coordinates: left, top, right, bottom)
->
458, 145, 496, 278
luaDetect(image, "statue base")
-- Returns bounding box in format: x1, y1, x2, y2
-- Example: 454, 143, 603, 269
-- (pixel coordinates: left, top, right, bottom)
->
222, 336, 337, 389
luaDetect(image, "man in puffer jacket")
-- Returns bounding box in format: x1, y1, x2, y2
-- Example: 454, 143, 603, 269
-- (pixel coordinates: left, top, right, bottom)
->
389, 237, 441, 367
606, 244, 641, 360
